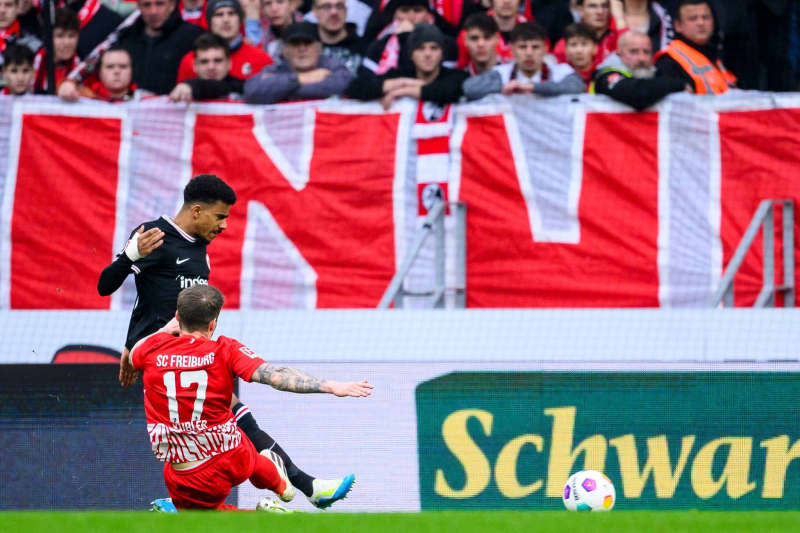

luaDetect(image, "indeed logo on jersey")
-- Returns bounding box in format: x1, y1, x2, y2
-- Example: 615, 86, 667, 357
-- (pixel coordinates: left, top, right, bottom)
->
176, 275, 208, 289
156, 352, 215, 368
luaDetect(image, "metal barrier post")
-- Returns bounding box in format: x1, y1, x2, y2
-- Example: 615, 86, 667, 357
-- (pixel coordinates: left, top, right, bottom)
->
711, 199, 795, 308
754, 205, 775, 307
454, 203, 467, 308
783, 200, 795, 307
431, 202, 446, 308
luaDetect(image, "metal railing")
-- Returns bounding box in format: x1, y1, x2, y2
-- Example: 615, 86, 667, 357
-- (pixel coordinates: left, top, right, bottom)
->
710, 199, 795, 308
378, 199, 466, 309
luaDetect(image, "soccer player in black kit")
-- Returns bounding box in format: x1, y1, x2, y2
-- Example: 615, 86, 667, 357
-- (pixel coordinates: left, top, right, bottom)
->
98, 174, 355, 510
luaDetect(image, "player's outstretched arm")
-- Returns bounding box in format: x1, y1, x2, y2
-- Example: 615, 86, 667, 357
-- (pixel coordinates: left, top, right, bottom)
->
97, 225, 164, 296
251, 363, 373, 397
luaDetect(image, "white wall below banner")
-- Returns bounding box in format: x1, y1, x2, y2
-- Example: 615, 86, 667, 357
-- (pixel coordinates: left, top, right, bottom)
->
1, 309, 799, 364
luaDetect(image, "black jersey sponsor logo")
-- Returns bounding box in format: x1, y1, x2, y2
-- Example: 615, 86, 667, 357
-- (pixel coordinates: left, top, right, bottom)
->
177, 275, 209, 289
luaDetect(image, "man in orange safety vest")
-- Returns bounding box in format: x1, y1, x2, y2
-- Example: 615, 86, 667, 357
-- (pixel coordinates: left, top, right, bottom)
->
654, 0, 735, 95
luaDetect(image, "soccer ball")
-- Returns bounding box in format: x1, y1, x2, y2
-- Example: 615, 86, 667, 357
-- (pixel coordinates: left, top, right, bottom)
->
562, 470, 616, 511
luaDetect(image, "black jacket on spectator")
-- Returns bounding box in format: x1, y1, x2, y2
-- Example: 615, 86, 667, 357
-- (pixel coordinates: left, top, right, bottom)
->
347, 29, 463, 103
345, 63, 468, 105
593, 57, 685, 110
185, 75, 245, 100
116, 8, 203, 94
72, 0, 124, 59
320, 23, 367, 74
655, 34, 722, 89
17, 7, 42, 40
529, 0, 574, 47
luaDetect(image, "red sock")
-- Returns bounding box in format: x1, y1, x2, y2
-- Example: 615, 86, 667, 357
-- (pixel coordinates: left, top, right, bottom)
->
250, 453, 286, 494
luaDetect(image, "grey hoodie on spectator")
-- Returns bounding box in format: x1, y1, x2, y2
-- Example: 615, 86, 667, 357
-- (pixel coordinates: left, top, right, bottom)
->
244, 54, 354, 104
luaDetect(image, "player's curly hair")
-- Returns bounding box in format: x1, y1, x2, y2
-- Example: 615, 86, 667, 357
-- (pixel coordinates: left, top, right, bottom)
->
177, 284, 224, 332
184, 174, 237, 205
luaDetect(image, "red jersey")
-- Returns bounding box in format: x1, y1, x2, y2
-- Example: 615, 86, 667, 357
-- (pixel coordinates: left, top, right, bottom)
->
177, 41, 273, 82
131, 332, 265, 463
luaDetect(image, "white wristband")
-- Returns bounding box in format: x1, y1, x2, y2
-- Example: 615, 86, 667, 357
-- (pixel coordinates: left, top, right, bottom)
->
124, 232, 142, 262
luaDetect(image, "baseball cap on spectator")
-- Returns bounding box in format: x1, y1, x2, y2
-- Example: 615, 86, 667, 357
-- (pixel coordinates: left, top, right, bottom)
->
206, 0, 245, 26
407, 22, 444, 53
283, 21, 319, 43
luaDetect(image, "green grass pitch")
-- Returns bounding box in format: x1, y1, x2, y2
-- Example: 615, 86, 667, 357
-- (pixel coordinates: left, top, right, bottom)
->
2, 511, 799, 533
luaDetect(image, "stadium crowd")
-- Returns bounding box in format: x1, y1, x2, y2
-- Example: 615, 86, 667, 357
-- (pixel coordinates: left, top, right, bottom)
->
0, 0, 797, 109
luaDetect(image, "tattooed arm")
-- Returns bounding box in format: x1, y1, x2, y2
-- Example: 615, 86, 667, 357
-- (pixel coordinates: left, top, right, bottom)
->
251, 363, 374, 397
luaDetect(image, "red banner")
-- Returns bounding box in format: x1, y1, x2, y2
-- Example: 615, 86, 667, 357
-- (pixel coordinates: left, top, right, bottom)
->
1, 97, 798, 310
719, 108, 800, 307
10, 114, 121, 308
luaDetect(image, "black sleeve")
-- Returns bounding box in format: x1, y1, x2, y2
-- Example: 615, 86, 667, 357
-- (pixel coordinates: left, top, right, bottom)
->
594, 71, 687, 111
655, 54, 695, 90
344, 39, 393, 100
420, 68, 469, 105
185, 77, 245, 100
97, 253, 134, 296
344, 68, 386, 100
362, 0, 390, 43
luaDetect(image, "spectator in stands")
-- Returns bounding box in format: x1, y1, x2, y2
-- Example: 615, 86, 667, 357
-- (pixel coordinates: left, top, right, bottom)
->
243, 0, 302, 58
170, 33, 245, 100
180, 0, 208, 27
177, 0, 272, 81
68, 0, 124, 58
1, 43, 33, 94
463, 22, 583, 100
0, 0, 41, 61
312, 0, 365, 74
590, 30, 685, 108
490, 0, 527, 42
562, 22, 598, 84
113, 0, 204, 94
655, 0, 735, 94
528, 0, 575, 46
362, 0, 456, 44
358, 0, 457, 82
77, 46, 137, 101
455, 0, 527, 69
32, 8, 80, 93
346, 22, 468, 109
243, 21, 352, 103
553, 0, 623, 68
617, 0, 672, 52
16, 0, 39, 38
303, 0, 373, 38
461, 13, 500, 75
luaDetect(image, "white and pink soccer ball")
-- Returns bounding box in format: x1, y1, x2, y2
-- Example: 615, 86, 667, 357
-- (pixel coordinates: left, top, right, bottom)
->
562, 470, 616, 511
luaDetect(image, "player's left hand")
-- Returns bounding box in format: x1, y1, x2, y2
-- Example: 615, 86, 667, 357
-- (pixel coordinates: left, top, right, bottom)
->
328, 379, 374, 398
119, 348, 139, 387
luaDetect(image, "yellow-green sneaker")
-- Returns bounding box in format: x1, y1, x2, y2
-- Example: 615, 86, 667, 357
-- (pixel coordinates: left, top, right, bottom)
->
309, 475, 355, 509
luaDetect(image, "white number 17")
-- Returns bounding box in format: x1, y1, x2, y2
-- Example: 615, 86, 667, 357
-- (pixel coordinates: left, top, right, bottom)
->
163, 370, 208, 422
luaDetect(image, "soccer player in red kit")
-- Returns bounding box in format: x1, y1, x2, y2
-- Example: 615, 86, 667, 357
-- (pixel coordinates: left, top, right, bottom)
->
122, 284, 373, 510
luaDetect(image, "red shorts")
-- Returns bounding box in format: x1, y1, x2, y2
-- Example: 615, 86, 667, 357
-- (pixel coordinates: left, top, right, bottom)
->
163, 432, 257, 510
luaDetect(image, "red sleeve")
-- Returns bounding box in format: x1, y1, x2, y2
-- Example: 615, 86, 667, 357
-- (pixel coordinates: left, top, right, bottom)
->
218, 336, 266, 382
177, 52, 196, 83
255, 48, 273, 73
456, 30, 468, 69
553, 38, 566, 63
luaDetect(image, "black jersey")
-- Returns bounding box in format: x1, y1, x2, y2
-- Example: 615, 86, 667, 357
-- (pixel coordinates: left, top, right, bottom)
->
114, 216, 210, 349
